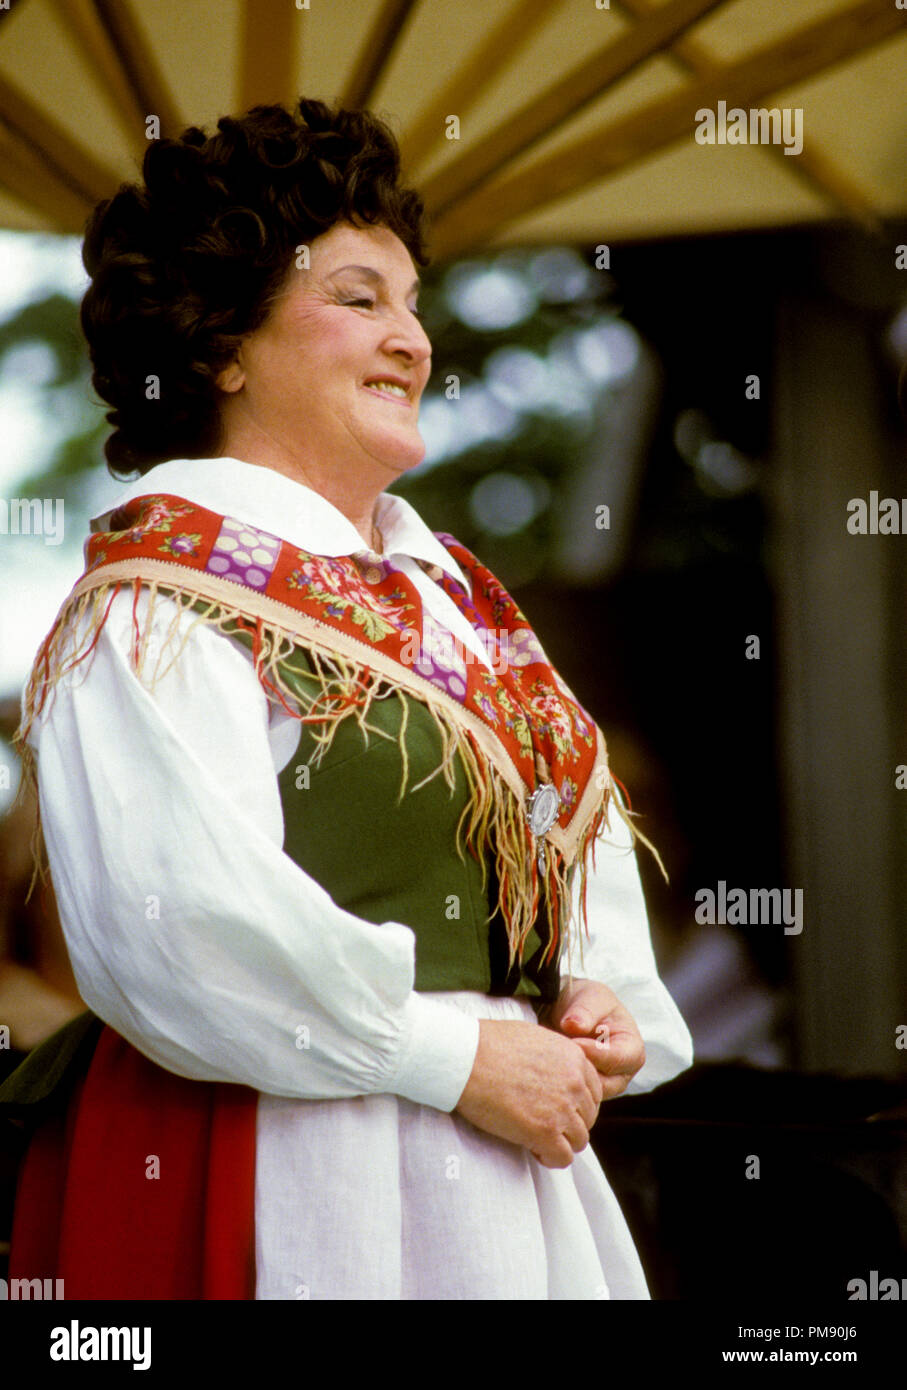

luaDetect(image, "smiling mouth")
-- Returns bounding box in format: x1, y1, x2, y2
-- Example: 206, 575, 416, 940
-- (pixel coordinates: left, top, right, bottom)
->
363, 379, 412, 405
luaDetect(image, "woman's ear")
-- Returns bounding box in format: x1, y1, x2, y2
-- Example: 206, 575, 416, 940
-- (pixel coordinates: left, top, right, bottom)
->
217, 354, 245, 393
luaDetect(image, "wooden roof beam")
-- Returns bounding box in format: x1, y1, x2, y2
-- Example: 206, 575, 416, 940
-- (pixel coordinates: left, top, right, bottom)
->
54, 0, 162, 144
420, 0, 732, 213
238, 0, 300, 111
0, 122, 92, 230
0, 70, 120, 213
429, 0, 904, 260
82, 0, 183, 137
617, 0, 882, 233
340, 0, 417, 111
400, 0, 553, 172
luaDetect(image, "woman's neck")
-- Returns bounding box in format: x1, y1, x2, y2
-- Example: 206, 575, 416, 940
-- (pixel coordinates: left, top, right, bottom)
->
216, 435, 385, 552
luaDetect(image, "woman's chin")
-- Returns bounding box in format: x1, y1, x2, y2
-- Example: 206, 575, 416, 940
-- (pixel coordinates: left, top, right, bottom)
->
375, 436, 427, 477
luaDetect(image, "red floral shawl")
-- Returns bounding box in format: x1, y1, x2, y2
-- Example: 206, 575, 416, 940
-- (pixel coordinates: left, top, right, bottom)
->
19, 491, 628, 965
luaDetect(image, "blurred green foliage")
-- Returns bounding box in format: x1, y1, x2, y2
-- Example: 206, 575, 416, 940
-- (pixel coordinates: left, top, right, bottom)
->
0, 292, 107, 498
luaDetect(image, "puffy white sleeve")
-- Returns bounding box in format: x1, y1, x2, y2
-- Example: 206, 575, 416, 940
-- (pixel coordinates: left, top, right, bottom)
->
563, 788, 693, 1094
26, 587, 479, 1110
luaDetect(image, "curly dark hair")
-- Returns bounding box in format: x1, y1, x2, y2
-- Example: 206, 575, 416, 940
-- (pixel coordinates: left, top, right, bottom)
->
80, 98, 429, 477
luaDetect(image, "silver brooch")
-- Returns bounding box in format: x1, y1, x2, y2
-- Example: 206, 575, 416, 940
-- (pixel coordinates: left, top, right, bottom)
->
526, 784, 561, 872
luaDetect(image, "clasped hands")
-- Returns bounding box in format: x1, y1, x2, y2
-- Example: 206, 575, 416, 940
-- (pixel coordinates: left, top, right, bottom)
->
455, 980, 646, 1170
544, 979, 646, 1104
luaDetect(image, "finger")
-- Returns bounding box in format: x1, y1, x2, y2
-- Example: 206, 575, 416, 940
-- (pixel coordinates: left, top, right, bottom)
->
574, 1046, 604, 1090
598, 1072, 631, 1101
559, 1009, 595, 1037
560, 1005, 616, 1039
598, 1017, 646, 1068
572, 1034, 643, 1082
597, 1000, 633, 1030
592, 1002, 642, 1047
581, 1055, 607, 1114
572, 1080, 600, 1131
606, 1032, 646, 1077
565, 982, 619, 1026
572, 1042, 628, 1102
532, 1138, 576, 1170
572, 1036, 619, 1074
560, 1109, 591, 1154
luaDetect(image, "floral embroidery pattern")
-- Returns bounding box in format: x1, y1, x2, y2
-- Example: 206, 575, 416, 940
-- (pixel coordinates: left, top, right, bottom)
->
494, 686, 534, 760
111, 496, 196, 543
158, 533, 202, 558
312, 590, 401, 642
472, 689, 499, 726
432, 533, 601, 806
287, 554, 356, 591
79, 496, 605, 834
286, 552, 416, 643
527, 681, 579, 759
560, 776, 579, 810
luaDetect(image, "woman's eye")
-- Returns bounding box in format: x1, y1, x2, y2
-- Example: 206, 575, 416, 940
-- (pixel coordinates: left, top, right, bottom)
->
342, 297, 423, 320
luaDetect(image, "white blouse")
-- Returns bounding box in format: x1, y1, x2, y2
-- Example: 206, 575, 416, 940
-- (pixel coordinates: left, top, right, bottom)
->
26, 456, 692, 1119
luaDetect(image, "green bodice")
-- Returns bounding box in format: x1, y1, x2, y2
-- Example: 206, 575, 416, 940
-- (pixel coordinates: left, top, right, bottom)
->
275, 649, 561, 1000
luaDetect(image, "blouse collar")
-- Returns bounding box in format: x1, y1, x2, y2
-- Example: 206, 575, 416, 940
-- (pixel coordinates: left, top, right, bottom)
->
89, 455, 471, 592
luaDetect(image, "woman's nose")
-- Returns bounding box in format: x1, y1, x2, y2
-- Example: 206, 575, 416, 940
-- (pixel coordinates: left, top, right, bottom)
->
385, 308, 431, 364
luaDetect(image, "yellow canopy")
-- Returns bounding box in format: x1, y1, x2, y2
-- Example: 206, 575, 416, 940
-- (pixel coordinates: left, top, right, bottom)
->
0, 0, 903, 256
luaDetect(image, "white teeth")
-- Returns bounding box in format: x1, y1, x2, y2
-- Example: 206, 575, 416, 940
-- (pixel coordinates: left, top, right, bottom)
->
366, 381, 407, 397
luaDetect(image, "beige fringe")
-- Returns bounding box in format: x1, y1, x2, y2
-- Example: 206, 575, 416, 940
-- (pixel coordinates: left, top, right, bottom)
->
13, 575, 665, 970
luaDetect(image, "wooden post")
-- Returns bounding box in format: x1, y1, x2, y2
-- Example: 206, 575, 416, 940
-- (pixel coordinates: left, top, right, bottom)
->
772, 292, 906, 1076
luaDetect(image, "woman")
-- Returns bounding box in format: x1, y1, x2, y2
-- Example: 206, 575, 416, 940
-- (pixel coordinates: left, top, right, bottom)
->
5, 98, 691, 1300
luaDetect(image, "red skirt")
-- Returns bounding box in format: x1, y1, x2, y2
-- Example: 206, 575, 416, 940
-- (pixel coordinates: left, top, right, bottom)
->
9, 1025, 258, 1299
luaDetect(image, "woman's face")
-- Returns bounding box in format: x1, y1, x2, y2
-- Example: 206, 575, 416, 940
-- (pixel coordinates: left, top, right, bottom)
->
219, 220, 432, 486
